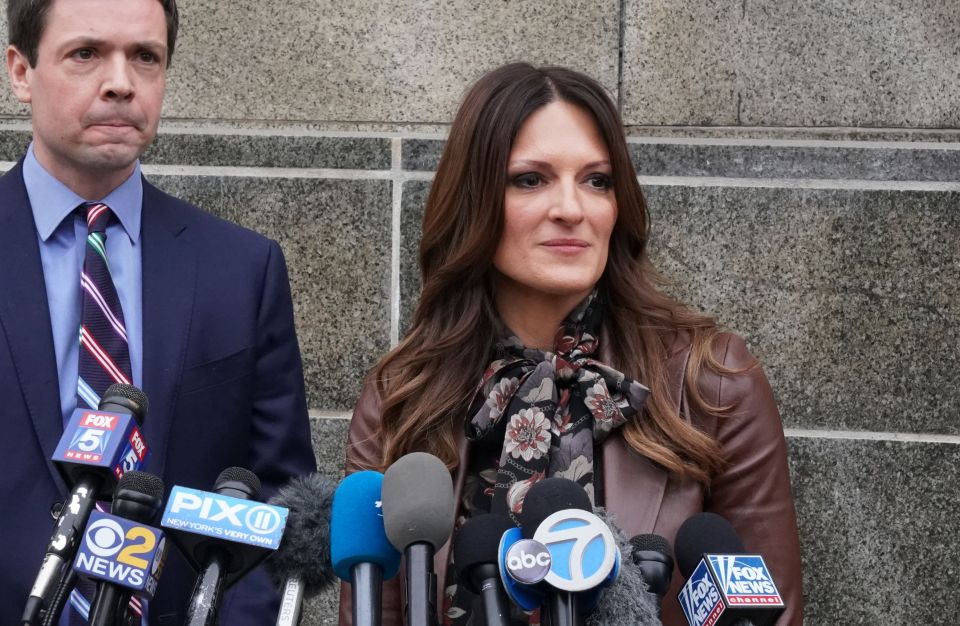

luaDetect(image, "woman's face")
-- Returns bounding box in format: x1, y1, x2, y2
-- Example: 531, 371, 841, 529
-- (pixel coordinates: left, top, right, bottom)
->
493, 100, 617, 307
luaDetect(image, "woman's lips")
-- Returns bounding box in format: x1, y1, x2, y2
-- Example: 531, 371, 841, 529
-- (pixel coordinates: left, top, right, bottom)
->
541, 239, 589, 253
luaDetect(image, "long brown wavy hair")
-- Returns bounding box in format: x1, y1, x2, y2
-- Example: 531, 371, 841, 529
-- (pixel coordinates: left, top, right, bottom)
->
371, 63, 735, 483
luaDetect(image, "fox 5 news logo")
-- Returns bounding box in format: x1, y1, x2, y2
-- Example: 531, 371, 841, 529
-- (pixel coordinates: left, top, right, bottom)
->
162, 486, 288, 549
678, 559, 724, 626
114, 427, 148, 478
532, 510, 617, 592
74, 512, 167, 598
65, 412, 121, 462
708, 555, 783, 605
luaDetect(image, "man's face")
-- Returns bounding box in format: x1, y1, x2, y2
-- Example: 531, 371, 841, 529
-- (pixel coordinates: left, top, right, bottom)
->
7, 0, 167, 190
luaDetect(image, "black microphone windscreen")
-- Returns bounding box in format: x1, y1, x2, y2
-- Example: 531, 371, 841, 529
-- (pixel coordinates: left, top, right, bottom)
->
452, 514, 515, 594
630, 533, 672, 556
629, 533, 674, 599
100, 383, 149, 424
214, 466, 261, 500
518, 477, 592, 539
675, 512, 746, 578
115, 470, 165, 501
382, 452, 455, 550
266, 473, 338, 597
112, 470, 165, 523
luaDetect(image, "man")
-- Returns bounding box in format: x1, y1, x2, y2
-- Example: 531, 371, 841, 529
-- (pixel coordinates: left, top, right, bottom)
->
0, 0, 317, 623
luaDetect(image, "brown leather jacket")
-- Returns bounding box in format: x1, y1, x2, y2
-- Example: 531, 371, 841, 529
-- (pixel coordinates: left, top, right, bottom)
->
338, 332, 803, 625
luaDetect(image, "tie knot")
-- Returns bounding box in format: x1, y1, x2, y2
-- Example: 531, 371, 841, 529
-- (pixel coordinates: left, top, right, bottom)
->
84, 202, 113, 234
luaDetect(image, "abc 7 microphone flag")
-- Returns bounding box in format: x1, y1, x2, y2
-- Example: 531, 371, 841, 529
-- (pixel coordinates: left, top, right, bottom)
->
499, 508, 620, 611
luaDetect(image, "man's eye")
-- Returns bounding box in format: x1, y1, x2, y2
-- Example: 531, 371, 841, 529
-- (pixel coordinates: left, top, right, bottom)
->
71, 49, 95, 61
512, 173, 543, 188
138, 51, 159, 63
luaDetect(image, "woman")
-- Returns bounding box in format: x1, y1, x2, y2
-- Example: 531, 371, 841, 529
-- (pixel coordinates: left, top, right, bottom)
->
340, 63, 803, 625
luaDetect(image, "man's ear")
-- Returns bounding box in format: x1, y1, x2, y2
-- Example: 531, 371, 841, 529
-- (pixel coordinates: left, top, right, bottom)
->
7, 45, 32, 104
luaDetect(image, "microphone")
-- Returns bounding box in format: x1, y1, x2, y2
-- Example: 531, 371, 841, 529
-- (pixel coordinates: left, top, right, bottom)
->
161, 467, 290, 626
381, 452, 455, 626
22, 384, 150, 626
675, 513, 785, 626
266, 473, 338, 626
452, 514, 514, 626
515, 478, 619, 626
330, 471, 402, 626
629, 533, 674, 616
75, 471, 167, 626
583, 513, 661, 626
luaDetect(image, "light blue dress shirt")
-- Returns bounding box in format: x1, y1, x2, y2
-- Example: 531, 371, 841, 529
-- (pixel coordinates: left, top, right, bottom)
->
23, 143, 144, 427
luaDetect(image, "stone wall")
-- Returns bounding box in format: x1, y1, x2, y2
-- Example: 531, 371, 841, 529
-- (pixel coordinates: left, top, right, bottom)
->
2, 0, 957, 623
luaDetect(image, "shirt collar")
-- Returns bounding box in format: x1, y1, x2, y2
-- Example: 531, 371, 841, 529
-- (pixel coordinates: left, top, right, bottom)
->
24, 142, 143, 243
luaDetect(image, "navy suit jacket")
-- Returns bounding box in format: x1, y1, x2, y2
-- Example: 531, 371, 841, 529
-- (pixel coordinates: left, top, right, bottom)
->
0, 161, 317, 624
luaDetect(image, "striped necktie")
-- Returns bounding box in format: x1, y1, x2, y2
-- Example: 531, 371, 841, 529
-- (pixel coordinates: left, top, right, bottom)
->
77, 202, 131, 409
70, 203, 145, 625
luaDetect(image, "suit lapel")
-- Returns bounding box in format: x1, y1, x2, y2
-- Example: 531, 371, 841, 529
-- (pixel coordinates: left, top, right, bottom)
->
0, 162, 67, 492
140, 179, 196, 482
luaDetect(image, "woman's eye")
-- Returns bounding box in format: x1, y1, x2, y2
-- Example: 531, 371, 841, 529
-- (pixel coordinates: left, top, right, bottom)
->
512, 173, 544, 188
586, 173, 613, 190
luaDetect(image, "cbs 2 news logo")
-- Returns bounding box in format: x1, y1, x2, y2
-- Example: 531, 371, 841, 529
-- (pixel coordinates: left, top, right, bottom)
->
74, 511, 167, 597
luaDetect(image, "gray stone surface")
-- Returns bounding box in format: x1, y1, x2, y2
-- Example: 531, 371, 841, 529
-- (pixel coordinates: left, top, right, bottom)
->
788, 437, 959, 625
158, 0, 617, 123
143, 134, 391, 169
310, 417, 350, 478
622, 0, 960, 127
622, 1, 741, 126
402, 137, 960, 180
645, 185, 960, 434
0, 130, 31, 160
399, 180, 430, 335
149, 175, 392, 410
402, 139, 445, 172
629, 143, 960, 181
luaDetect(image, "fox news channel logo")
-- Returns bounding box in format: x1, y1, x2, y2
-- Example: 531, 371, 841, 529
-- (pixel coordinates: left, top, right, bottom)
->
532, 510, 617, 592
73, 511, 167, 598
708, 554, 784, 606
161, 486, 288, 550
679, 559, 725, 626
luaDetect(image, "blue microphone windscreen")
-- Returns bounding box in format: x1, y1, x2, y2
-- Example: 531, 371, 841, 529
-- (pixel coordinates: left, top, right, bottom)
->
330, 471, 401, 581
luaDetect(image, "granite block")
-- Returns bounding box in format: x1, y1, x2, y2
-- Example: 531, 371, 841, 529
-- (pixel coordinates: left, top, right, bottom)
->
160, 0, 618, 123
148, 175, 392, 410
0, 130, 31, 161
629, 143, 960, 181
644, 185, 960, 434
403, 138, 960, 181
622, 0, 960, 127
302, 589, 339, 625
310, 416, 350, 478
621, 1, 741, 126
399, 180, 431, 335
402, 139, 445, 172
788, 437, 960, 625
737, 0, 960, 127
143, 134, 391, 169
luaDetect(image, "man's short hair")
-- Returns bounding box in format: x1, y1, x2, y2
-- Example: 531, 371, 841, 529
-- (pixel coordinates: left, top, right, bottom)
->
7, 0, 179, 67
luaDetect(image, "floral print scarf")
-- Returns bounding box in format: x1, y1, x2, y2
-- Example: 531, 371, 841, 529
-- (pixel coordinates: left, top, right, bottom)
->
440, 292, 650, 624
468, 290, 650, 520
